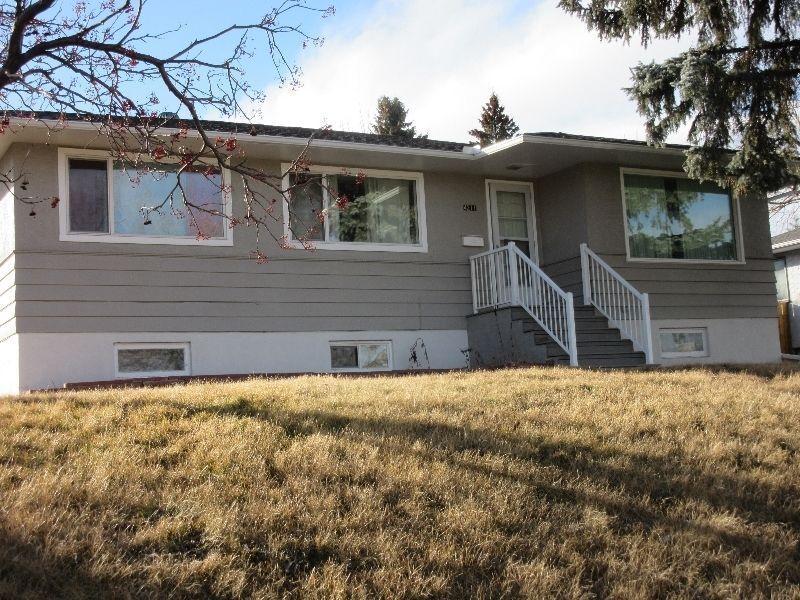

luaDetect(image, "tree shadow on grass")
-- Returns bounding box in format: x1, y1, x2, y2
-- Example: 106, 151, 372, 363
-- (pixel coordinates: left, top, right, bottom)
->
175, 398, 800, 587
0, 522, 129, 600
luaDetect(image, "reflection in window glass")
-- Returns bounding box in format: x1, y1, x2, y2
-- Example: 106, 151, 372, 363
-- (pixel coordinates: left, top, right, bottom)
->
659, 330, 707, 356
117, 347, 187, 374
114, 164, 225, 238
288, 173, 324, 241
624, 174, 736, 260
68, 159, 109, 233
359, 344, 389, 369
330, 342, 391, 370
328, 175, 418, 244
330, 345, 358, 369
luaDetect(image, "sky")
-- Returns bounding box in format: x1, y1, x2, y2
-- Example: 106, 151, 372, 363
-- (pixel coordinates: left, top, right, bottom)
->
135, 0, 693, 144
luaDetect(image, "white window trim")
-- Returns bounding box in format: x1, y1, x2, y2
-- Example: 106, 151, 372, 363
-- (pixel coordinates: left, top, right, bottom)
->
114, 342, 191, 378
619, 167, 745, 265
329, 340, 393, 372
280, 163, 428, 253
58, 147, 234, 246
659, 328, 709, 359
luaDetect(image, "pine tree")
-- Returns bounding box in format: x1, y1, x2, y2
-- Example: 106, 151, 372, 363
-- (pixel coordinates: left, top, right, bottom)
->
561, 0, 800, 195
469, 94, 520, 146
372, 96, 417, 139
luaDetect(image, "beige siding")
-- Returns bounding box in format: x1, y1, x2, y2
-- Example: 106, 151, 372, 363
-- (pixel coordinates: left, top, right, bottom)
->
7, 142, 779, 335
10, 144, 487, 335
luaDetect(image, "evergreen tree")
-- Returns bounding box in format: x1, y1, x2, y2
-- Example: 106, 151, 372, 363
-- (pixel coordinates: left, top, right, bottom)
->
372, 96, 417, 139
469, 94, 520, 146
561, 0, 800, 195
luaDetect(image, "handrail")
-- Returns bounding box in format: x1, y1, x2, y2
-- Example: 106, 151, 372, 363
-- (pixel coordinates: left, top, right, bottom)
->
470, 243, 578, 366
580, 243, 654, 363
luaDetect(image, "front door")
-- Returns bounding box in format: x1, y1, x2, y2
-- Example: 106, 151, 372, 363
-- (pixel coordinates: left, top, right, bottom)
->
487, 181, 538, 262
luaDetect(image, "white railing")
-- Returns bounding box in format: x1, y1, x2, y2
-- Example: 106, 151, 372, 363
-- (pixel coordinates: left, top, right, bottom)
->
580, 243, 654, 363
470, 243, 578, 366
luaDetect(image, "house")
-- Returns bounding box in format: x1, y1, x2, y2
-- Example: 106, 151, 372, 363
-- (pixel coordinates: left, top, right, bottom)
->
0, 116, 781, 394
772, 225, 800, 353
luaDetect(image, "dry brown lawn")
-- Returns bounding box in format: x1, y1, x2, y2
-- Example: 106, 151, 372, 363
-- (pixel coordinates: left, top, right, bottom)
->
1, 366, 799, 599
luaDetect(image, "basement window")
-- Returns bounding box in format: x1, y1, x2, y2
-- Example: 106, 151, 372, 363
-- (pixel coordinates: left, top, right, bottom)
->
330, 341, 392, 371
659, 329, 708, 358
115, 343, 191, 378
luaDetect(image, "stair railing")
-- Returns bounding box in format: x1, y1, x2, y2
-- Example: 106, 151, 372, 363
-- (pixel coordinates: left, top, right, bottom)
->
580, 243, 654, 363
470, 242, 578, 366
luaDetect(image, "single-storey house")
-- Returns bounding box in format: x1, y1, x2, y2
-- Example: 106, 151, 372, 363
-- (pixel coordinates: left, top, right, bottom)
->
0, 116, 781, 393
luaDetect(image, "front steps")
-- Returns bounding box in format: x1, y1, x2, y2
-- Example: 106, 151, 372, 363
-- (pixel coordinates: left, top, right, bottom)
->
511, 306, 647, 368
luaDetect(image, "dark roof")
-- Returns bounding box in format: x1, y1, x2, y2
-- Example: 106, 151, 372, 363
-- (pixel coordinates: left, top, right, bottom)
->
526, 131, 693, 151
16, 110, 469, 152
773, 226, 800, 247
17, 111, 702, 154
196, 119, 472, 152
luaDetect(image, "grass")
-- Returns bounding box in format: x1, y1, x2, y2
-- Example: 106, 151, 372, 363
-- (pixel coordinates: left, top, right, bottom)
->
1, 366, 799, 599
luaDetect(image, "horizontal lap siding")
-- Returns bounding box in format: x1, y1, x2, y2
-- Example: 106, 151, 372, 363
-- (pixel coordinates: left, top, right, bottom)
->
10, 144, 489, 334
13, 253, 474, 333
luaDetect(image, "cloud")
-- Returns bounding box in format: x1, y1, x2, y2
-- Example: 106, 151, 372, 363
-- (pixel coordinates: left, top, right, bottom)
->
248, 0, 692, 143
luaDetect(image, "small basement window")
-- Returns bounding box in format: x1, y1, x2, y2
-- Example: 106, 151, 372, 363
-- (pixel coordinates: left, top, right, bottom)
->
115, 343, 191, 378
659, 329, 708, 358
330, 341, 392, 371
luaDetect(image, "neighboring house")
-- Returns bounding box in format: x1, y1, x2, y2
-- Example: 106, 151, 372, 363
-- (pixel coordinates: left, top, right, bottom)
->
0, 116, 781, 394
772, 226, 800, 352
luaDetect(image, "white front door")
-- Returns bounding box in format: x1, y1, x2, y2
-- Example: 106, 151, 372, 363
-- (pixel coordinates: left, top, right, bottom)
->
486, 181, 538, 263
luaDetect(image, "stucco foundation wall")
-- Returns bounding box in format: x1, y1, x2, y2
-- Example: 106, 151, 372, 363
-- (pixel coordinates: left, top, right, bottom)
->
16, 329, 469, 391
0, 334, 20, 395
651, 318, 781, 366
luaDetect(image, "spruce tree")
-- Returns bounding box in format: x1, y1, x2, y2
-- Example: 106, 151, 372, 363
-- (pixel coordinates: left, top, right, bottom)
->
561, 0, 800, 195
469, 94, 520, 146
372, 96, 417, 139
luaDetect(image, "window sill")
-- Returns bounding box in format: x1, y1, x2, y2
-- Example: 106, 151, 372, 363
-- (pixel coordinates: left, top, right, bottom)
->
60, 232, 233, 247
286, 240, 428, 253
625, 256, 745, 266
660, 352, 709, 359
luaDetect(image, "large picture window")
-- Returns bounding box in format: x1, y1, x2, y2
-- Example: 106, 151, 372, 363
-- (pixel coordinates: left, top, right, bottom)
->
284, 165, 427, 252
622, 171, 739, 261
59, 149, 232, 246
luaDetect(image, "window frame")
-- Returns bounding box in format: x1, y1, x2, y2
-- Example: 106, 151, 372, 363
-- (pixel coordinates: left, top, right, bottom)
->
114, 342, 191, 378
329, 340, 393, 372
658, 328, 709, 359
280, 163, 428, 253
619, 167, 745, 264
58, 148, 234, 246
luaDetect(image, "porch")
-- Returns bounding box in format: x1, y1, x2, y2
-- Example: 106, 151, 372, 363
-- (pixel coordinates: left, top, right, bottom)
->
467, 242, 655, 368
